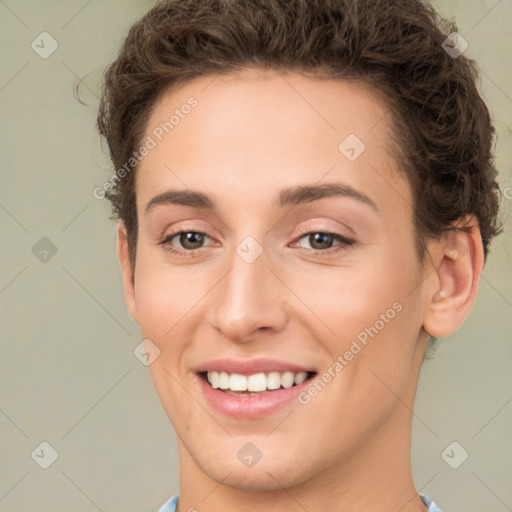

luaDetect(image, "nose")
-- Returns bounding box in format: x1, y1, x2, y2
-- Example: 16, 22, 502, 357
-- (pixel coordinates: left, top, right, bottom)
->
208, 240, 288, 342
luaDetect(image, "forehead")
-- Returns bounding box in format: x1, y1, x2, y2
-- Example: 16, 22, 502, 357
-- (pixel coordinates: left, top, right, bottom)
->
136, 69, 411, 218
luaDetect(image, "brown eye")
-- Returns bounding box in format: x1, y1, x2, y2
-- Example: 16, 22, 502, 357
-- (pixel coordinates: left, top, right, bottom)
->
177, 232, 205, 250
307, 233, 334, 250
294, 231, 355, 254
298, 232, 337, 250
159, 229, 217, 258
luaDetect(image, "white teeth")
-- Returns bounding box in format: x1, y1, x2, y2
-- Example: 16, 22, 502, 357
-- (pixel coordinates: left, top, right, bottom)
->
229, 373, 247, 391
281, 371, 295, 389
206, 370, 310, 392
247, 373, 267, 392
219, 371, 230, 390
267, 371, 282, 390
209, 371, 220, 389
294, 372, 308, 385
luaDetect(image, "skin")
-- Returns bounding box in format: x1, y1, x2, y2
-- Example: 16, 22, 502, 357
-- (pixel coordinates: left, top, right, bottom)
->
117, 69, 484, 512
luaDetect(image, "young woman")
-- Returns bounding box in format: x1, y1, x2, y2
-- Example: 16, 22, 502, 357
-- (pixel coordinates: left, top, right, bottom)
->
96, 1, 501, 510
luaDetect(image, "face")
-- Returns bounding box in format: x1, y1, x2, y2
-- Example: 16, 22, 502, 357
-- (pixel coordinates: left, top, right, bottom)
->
123, 70, 434, 491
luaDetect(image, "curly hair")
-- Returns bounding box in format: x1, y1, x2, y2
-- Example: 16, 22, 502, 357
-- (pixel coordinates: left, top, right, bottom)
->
97, 0, 501, 269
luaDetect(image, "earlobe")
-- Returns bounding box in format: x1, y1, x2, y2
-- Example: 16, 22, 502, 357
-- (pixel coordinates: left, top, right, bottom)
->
423, 216, 484, 338
117, 222, 138, 325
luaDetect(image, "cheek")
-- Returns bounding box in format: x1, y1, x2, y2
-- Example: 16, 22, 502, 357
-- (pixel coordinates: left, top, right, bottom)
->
286, 245, 424, 407
132, 250, 218, 382
290, 275, 423, 447
133, 249, 203, 335
133, 267, 171, 337
288, 257, 418, 346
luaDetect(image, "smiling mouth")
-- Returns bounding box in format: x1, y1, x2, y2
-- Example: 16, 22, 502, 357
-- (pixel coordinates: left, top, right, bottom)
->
200, 370, 317, 396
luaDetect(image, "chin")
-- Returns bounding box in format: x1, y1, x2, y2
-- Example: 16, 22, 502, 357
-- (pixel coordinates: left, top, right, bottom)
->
191, 443, 316, 492
204, 463, 306, 492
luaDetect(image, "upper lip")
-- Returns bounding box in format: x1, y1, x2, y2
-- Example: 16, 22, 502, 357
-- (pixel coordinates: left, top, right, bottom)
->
194, 358, 316, 375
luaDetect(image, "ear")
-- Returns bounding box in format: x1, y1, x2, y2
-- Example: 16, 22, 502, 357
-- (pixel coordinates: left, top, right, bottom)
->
117, 222, 138, 325
422, 216, 485, 338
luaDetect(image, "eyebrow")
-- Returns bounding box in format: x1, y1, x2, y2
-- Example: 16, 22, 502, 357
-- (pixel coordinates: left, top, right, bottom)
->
144, 182, 378, 214
277, 183, 378, 211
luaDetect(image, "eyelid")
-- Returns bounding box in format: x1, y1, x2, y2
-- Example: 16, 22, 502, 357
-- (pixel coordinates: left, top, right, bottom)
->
159, 220, 217, 241
159, 229, 216, 248
293, 223, 355, 243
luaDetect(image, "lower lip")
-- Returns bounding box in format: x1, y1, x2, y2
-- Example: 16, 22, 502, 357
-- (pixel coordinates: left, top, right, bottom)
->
196, 373, 313, 419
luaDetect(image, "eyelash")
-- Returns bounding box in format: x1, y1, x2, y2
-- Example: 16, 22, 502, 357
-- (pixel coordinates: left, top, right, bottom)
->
158, 227, 355, 258
293, 226, 355, 254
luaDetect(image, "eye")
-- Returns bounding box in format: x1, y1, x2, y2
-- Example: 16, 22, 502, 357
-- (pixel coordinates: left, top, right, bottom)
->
294, 231, 355, 253
159, 230, 214, 254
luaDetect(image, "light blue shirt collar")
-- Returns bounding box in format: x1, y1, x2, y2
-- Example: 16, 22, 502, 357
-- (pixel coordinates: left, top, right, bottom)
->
158, 491, 443, 511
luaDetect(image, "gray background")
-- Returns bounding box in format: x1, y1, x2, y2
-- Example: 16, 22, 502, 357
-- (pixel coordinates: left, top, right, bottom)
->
0, 1, 510, 511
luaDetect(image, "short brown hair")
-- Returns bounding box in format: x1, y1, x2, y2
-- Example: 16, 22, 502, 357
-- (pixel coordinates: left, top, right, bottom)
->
97, 0, 501, 269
